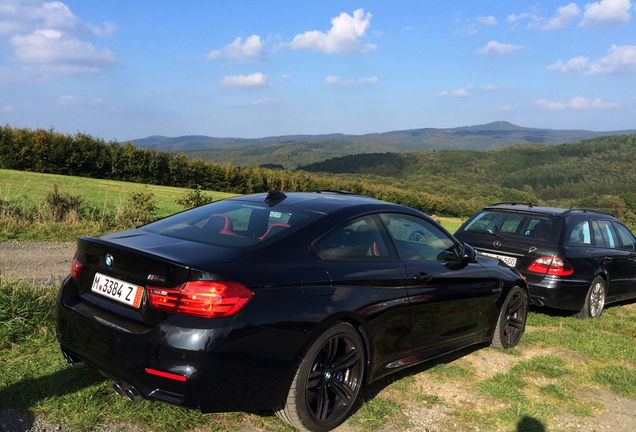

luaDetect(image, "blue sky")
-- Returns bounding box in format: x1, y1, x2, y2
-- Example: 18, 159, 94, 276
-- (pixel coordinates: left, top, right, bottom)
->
1, 0, 635, 141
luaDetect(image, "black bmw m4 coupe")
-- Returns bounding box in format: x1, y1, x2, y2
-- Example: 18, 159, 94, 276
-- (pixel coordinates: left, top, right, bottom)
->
56, 190, 527, 431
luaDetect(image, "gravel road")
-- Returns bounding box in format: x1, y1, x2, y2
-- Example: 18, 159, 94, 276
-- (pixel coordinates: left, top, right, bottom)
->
1, 241, 635, 432
0, 241, 76, 287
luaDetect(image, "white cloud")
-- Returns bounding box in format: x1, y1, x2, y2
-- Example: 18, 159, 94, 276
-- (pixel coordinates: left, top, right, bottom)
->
588, 44, 636, 74
507, 12, 532, 23
1, 2, 118, 77
477, 41, 524, 55
544, 3, 581, 29
580, 0, 633, 26
1, 105, 13, 113
437, 86, 471, 98
532, 97, 618, 110
500, 105, 514, 111
86, 21, 118, 37
476, 15, 498, 25
219, 72, 271, 90
324, 75, 377, 86
33, 1, 79, 29
283, 9, 377, 54
545, 56, 590, 72
205, 35, 267, 61
10, 29, 118, 74
281, 74, 292, 81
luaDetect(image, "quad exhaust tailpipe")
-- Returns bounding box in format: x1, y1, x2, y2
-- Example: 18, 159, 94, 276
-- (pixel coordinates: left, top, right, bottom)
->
113, 382, 143, 402
61, 348, 82, 367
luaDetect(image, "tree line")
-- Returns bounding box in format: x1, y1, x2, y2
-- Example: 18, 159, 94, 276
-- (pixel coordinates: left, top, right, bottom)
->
0, 125, 482, 218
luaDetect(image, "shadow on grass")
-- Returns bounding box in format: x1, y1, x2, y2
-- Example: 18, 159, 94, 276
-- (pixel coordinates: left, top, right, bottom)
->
0, 364, 105, 421
517, 416, 546, 432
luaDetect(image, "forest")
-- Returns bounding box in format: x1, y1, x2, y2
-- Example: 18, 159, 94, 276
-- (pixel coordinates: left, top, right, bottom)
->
2, 124, 635, 224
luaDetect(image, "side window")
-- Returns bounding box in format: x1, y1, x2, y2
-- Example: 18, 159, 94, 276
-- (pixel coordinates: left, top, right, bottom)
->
315, 216, 392, 260
597, 220, 619, 249
380, 214, 459, 262
615, 223, 636, 251
591, 221, 605, 247
568, 220, 591, 245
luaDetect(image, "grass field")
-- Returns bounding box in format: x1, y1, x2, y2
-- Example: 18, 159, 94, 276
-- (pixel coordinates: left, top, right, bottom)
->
0, 169, 235, 219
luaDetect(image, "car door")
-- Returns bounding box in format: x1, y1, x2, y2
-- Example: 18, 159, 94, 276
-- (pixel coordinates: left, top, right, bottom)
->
379, 213, 501, 357
591, 219, 629, 299
613, 222, 636, 299
313, 215, 411, 368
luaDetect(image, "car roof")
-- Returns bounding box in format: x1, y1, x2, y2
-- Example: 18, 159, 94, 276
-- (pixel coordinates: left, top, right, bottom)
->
228, 191, 411, 214
481, 204, 617, 219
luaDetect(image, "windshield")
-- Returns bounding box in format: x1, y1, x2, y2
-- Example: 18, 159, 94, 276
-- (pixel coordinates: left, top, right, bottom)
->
463, 210, 562, 246
141, 199, 322, 248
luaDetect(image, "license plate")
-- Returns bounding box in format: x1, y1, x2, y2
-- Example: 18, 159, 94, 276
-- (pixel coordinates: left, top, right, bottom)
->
477, 251, 518, 267
91, 272, 144, 308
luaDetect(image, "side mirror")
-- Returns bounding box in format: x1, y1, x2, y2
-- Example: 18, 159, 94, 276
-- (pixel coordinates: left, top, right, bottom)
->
462, 243, 478, 264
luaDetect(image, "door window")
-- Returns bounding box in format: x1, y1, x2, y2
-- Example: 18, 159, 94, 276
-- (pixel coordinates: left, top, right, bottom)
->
615, 223, 636, 251
380, 214, 459, 262
315, 216, 393, 260
592, 220, 620, 248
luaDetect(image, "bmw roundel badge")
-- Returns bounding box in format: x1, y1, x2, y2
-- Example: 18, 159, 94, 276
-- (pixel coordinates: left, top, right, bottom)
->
105, 254, 114, 267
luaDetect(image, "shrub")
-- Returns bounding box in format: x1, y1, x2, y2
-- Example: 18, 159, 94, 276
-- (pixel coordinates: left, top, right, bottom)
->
125, 189, 158, 225
44, 184, 84, 222
175, 186, 216, 209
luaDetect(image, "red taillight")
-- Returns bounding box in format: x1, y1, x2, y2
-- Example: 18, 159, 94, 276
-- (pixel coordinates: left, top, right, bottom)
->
145, 368, 187, 382
71, 253, 83, 279
148, 281, 253, 318
528, 257, 573, 276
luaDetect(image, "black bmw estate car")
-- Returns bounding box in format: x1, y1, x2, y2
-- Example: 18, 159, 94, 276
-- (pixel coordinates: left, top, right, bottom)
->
56, 191, 527, 431
454, 203, 636, 319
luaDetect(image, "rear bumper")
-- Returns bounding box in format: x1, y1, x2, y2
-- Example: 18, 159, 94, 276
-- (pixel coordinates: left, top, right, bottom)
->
527, 276, 591, 311
55, 276, 308, 413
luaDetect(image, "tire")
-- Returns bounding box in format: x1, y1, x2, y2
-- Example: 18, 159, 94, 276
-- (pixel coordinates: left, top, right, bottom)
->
275, 322, 365, 432
574, 276, 606, 319
491, 286, 527, 349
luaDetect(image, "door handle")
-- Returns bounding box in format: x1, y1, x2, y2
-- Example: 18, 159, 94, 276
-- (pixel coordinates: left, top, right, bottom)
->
603, 256, 613, 264
413, 273, 432, 283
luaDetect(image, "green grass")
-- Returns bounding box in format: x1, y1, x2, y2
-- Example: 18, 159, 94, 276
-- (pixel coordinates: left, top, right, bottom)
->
0, 169, 236, 241
0, 169, 235, 219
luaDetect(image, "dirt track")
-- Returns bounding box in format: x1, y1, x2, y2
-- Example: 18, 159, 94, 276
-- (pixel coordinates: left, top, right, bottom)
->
0, 241, 76, 286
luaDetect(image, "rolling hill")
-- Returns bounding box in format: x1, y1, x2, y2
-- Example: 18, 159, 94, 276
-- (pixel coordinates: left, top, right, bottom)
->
129, 121, 636, 169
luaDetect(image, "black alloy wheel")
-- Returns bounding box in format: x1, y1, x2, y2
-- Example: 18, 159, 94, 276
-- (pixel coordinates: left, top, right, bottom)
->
491, 286, 527, 349
275, 322, 365, 432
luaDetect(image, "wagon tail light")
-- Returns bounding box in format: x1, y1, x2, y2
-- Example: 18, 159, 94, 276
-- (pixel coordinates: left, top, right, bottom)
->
147, 281, 253, 318
71, 252, 83, 279
527, 257, 573, 276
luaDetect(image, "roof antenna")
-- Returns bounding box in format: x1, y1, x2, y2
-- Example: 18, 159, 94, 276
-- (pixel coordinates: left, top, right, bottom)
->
265, 190, 287, 206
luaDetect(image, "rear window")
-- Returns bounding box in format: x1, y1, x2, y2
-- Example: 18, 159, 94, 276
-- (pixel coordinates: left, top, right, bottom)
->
141, 199, 321, 248
463, 210, 562, 246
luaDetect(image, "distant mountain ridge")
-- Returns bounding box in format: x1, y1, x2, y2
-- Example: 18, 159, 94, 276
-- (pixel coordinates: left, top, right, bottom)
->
127, 122, 636, 169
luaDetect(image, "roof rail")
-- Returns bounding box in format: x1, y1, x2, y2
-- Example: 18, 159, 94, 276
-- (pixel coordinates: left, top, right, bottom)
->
562, 208, 616, 218
488, 202, 534, 208
316, 190, 376, 199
